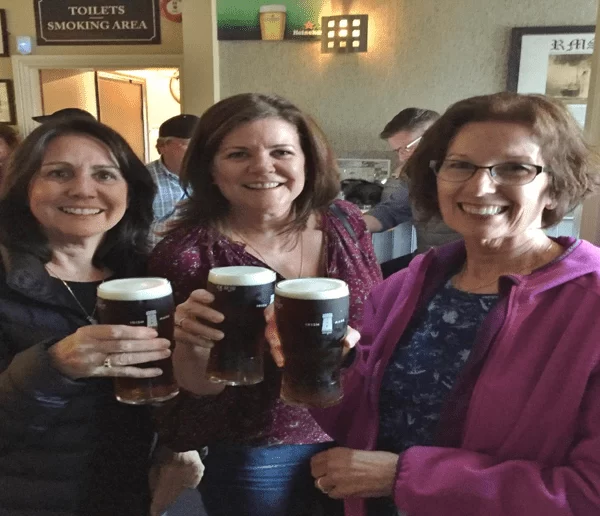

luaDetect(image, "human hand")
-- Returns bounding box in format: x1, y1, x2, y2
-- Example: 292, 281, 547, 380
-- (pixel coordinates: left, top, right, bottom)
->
149, 448, 204, 516
310, 447, 399, 499
264, 304, 360, 368
48, 325, 171, 380
171, 289, 226, 395
174, 289, 225, 350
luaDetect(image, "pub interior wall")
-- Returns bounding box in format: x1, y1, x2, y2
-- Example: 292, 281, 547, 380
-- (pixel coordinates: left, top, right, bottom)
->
219, 0, 597, 157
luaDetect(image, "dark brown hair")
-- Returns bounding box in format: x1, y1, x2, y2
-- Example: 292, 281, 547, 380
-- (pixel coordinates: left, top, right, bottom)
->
172, 93, 340, 233
405, 92, 600, 227
380, 108, 440, 139
0, 117, 156, 275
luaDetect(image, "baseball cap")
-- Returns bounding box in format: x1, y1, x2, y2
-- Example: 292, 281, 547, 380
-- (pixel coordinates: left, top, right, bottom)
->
32, 108, 96, 123
159, 114, 199, 139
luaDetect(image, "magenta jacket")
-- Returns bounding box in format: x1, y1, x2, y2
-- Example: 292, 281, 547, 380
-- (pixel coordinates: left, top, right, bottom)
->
313, 236, 600, 516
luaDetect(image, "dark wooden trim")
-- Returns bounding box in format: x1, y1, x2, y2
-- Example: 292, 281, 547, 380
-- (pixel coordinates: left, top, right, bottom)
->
507, 25, 595, 91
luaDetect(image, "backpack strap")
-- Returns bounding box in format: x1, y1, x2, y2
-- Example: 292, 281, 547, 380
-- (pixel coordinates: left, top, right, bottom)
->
329, 203, 358, 242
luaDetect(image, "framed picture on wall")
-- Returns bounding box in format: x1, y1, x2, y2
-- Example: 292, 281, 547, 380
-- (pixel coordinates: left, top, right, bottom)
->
507, 25, 595, 127
0, 80, 16, 124
0, 9, 8, 57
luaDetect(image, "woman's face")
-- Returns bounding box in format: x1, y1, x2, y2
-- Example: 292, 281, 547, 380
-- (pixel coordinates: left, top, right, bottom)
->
28, 134, 129, 247
212, 117, 306, 218
436, 121, 554, 245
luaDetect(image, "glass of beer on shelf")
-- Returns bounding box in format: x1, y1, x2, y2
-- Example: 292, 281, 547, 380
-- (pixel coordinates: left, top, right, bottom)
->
274, 278, 349, 408
96, 277, 179, 405
206, 266, 277, 386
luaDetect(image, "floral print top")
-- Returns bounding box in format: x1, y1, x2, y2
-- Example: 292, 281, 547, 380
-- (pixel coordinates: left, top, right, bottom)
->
149, 200, 382, 448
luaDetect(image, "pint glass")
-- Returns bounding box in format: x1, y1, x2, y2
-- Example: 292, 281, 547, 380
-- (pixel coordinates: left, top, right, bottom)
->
274, 278, 349, 408
96, 277, 179, 405
206, 266, 276, 386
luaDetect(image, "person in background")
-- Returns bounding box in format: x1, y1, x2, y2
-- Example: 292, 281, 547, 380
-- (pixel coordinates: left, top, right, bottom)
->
148, 93, 382, 516
32, 107, 96, 123
147, 114, 200, 248
0, 124, 19, 184
268, 92, 600, 516
364, 108, 461, 277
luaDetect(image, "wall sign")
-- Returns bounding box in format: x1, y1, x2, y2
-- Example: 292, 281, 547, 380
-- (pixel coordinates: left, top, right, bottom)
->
161, 0, 182, 23
34, 0, 161, 45
218, 0, 324, 40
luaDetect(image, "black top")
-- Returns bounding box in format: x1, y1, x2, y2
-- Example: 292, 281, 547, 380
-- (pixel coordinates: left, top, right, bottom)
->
0, 249, 154, 515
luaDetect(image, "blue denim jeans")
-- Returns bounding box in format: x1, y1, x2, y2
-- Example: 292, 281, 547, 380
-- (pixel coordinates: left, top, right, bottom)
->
198, 442, 344, 516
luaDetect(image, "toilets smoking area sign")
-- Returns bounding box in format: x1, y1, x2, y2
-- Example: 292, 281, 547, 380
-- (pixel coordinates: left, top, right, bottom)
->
34, 0, 161, 45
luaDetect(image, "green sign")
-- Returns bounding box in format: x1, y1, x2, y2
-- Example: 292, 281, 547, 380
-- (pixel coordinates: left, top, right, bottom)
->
217, 0, 325, 40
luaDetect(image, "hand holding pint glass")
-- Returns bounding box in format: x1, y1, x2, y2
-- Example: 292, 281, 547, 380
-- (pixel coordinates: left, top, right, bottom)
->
96, 277, 179, 404
274, 278, 350, 408
206, 266, 276, 386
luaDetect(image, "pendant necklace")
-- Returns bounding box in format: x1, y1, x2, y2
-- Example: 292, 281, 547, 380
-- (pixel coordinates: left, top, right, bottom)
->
233, 230, 304, 279
45, 263, 102, 325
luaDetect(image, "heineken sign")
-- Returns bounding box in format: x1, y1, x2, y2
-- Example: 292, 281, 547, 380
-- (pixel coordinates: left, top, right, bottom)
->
34, 0, 161, 45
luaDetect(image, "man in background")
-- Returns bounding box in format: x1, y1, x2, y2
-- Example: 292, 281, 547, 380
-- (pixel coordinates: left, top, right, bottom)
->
147, 114, 199, 248
363, 108, 461, 276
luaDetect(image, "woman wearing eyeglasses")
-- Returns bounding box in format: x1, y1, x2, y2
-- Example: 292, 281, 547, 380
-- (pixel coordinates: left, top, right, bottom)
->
267, 92, 600, 515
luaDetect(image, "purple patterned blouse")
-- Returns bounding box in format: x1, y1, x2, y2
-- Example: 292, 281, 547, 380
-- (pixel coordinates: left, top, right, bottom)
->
149, 200, 382, 448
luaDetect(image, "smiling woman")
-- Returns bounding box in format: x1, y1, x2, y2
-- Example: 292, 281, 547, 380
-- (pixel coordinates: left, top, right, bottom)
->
148, 92, 382, 516
0, 117, 169, 515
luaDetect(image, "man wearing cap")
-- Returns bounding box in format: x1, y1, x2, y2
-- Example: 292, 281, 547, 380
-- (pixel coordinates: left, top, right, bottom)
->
147, 114, 199, 248
32, 107, 96, 123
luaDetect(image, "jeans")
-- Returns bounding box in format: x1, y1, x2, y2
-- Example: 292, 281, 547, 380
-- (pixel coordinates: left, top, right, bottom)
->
199, 442, 344, 516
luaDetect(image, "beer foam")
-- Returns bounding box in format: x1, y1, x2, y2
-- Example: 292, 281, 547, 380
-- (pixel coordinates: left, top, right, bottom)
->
208, 266, 277, 287
97, 277, 172, 301
275, 278, 349, 300
260, 4, 287, 13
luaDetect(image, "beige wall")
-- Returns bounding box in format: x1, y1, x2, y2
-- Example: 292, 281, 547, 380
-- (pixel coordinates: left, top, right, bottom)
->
219, 0, 597, 156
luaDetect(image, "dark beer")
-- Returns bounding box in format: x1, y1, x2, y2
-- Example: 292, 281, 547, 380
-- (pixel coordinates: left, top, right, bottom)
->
275, 278, 349, 408
207, 266, 276, 386
96, 277, 179, 405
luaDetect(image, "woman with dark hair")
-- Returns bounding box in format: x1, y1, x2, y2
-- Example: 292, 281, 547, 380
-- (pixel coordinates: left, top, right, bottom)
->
268, 92, 600, 515
0, 123, 20, 183
0, 117, 170, 515
149, 92, 382, 515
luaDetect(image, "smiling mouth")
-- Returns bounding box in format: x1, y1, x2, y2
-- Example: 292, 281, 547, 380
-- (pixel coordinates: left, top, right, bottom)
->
459, 203, 509, 216
244, 182, 282, 190
59, 207, 104, 215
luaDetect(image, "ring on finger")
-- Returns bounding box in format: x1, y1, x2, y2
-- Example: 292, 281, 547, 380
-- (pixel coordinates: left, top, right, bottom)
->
103, 355, 112, 368
315, 476, 331, 494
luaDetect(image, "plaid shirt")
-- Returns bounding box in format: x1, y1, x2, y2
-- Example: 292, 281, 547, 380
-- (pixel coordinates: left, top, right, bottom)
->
146, 158, 187, 248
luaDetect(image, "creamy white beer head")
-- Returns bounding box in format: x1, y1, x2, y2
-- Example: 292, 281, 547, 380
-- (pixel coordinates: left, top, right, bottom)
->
97, 277, 172, 301
275, 278, 349, 300
208, 266, 277, 287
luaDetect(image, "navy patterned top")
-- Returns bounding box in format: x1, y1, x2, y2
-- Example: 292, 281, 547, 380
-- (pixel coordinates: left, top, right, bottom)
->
369, 280, 498, 515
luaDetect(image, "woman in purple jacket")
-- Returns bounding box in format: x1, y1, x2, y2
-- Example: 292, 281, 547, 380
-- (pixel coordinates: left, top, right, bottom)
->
269, 92, 600, 516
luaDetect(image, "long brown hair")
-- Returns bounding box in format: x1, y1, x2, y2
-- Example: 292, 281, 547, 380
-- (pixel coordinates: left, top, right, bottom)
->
171, 93, 340, 234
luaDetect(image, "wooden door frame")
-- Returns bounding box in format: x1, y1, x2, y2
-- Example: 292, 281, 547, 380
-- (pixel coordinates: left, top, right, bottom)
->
11, 54, 183, 136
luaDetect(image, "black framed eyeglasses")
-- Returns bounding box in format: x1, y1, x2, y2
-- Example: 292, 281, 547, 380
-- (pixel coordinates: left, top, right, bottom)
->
429, 159, 547, 186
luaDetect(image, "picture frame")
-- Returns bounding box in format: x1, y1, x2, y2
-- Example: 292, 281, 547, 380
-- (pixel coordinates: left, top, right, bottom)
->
0, 9, 8, 57
0, 80, 16, 124
507, 25, 595, 127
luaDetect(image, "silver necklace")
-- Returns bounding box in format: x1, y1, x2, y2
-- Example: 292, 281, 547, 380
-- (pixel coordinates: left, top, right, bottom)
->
232, 230, 304, 279
45, 263, 101, 324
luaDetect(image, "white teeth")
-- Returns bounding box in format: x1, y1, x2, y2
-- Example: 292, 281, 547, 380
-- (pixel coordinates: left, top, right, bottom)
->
460, 204, 505, 216
60, 207, 102, 215
245, 182, 280, 189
